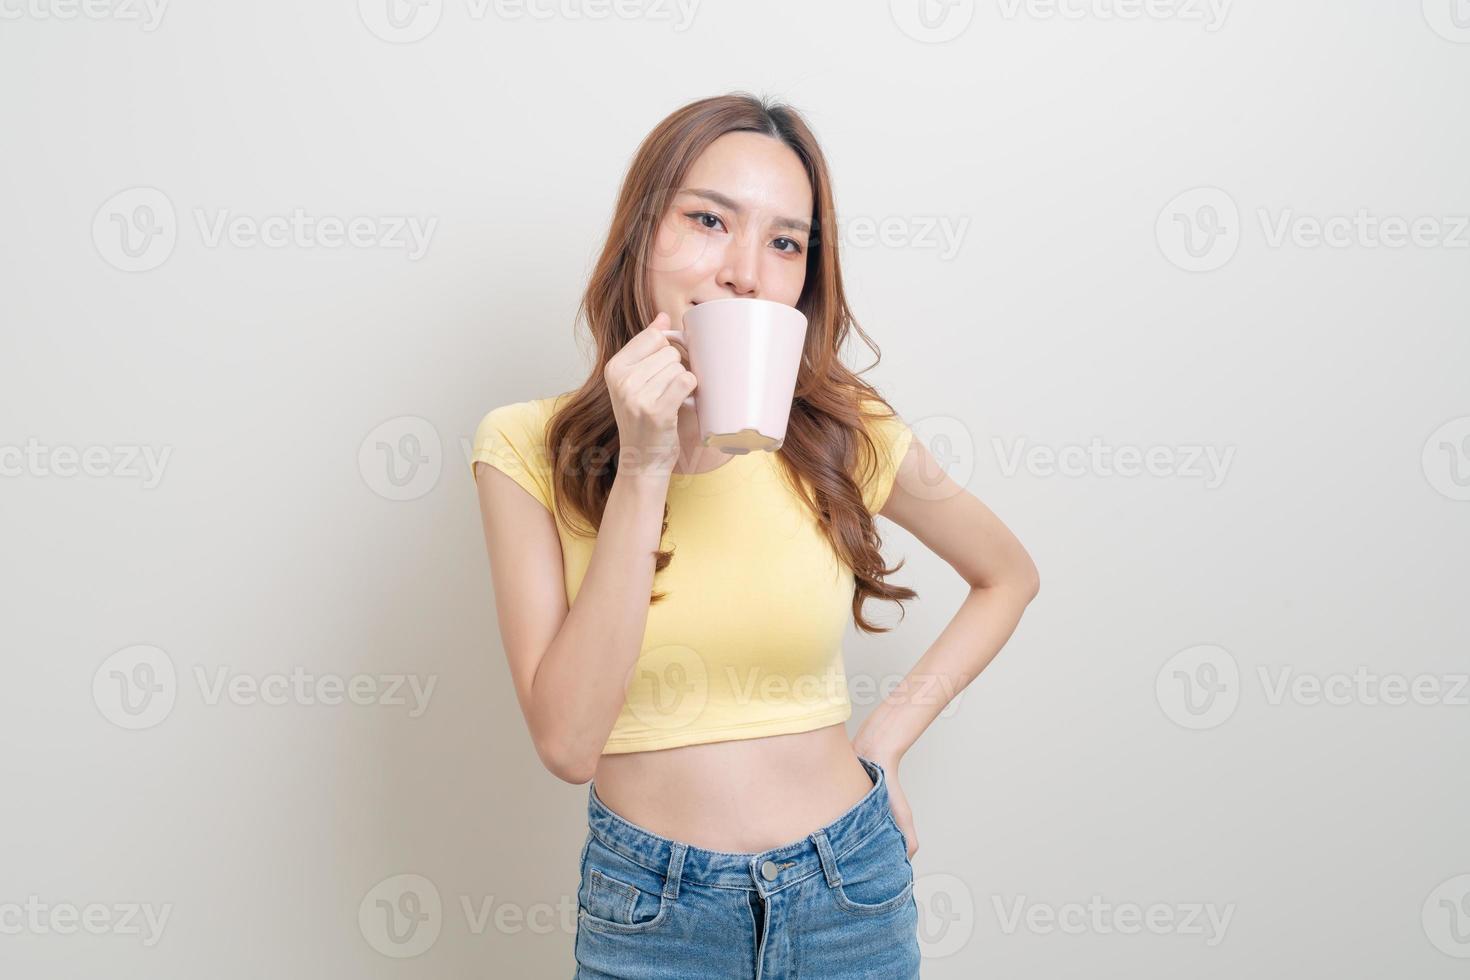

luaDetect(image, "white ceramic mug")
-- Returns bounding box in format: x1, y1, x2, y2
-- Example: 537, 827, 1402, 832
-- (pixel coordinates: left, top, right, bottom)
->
659, 297, 809, 453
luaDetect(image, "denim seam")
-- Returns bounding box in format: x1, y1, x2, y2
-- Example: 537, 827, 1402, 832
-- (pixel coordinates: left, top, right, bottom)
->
587, 825, 668, 878
831, 817, 890, 864
587, 826, 838, 894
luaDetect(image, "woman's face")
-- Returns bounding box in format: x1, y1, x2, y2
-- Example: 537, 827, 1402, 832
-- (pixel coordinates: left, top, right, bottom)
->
646, 131, 814, 324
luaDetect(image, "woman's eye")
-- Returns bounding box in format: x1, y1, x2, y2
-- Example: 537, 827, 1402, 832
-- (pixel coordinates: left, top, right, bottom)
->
687, 212, 802, 255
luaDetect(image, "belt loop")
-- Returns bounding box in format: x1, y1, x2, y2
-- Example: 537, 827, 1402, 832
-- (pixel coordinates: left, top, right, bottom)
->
811, 830, 842, 888
663, 842, 688, 901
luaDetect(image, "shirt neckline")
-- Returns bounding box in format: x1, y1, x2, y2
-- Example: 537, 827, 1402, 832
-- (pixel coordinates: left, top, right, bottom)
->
667, 447, 764, 488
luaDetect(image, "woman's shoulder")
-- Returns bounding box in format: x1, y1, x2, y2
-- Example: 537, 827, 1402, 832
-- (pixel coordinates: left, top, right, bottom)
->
469, 391, 574, 507
480, 391, 573, 428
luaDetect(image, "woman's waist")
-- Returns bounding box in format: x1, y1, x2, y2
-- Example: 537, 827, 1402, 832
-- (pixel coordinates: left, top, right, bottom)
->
588, 723, 878, 854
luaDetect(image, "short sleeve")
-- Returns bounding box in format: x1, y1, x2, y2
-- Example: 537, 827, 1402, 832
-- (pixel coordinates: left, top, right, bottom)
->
857, 399, 914, 515
470, 400, 554, 511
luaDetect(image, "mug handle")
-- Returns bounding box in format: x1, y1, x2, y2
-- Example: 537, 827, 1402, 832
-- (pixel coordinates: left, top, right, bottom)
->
659, 329, 697, 410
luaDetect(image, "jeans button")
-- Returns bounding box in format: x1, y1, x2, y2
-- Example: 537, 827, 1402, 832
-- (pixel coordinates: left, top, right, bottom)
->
760, 860, 779, 881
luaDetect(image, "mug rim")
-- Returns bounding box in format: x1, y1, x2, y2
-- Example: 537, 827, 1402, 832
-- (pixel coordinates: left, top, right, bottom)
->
685, 296, 807, 328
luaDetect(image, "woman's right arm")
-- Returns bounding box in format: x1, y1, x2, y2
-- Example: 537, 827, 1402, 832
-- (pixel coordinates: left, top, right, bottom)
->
474, 312, 696, 784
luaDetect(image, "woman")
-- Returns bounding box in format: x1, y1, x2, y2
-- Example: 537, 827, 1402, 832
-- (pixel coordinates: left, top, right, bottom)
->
471, 92, 1039, 979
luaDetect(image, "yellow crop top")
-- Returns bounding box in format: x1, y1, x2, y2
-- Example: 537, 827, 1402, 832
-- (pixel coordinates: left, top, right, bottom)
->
470, 393, 913, 755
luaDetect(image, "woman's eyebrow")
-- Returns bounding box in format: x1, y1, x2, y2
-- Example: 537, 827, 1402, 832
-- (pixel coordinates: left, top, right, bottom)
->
680, 187, 812, 235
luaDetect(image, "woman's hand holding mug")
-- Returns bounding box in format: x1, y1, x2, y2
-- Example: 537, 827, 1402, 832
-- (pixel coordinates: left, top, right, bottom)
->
604, 311, 698, 478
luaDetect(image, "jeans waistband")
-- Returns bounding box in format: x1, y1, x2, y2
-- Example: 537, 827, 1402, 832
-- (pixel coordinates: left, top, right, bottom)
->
585, 755, 893, 898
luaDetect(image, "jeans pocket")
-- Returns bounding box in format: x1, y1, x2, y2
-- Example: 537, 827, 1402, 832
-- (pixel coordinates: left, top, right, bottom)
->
577, 833, 670, 934
829, 816, 915, 917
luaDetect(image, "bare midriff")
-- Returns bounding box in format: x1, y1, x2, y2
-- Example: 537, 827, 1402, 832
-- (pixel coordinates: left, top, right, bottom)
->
588, 722, 875, 853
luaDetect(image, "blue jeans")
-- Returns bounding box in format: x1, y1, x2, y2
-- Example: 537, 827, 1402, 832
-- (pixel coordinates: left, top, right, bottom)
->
574, 756, 921, 979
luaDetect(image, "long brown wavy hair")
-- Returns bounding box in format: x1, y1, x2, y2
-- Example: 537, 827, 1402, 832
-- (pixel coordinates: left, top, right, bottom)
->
543, 92, 916, 633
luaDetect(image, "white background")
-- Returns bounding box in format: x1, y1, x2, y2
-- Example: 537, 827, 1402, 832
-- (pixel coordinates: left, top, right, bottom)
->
2, 0, 1468, 977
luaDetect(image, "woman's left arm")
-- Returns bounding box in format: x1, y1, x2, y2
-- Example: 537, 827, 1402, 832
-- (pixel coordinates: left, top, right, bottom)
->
851, 434, 1041, 857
